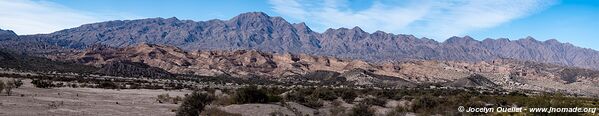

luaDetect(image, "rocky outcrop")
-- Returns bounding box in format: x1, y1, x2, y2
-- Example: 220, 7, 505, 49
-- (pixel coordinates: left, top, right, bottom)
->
95, 61, 174, 78
444, 74, 498, 89
48, 44, 599, 94
56, 43, 381, 78
0, 49, 98, 73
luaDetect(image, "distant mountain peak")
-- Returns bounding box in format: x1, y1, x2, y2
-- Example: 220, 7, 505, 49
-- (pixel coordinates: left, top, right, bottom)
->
165, 17, 179, 21
497, 38, 510, 42
544, 39, 560, 44
0, 29, 18, 40
351, 26, 364, 32
293, 22, 312, 32
463, 35, 474, 39
227, 11, 294, 31
232, 12, 271, 20
445, 36, 477, 44
373, 30, 386, 34
522, 36, 537, 41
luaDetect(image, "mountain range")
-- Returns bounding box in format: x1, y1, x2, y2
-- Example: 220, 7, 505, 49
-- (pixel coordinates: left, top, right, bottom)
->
1, 12, 598, 70
38, 43, 599, 96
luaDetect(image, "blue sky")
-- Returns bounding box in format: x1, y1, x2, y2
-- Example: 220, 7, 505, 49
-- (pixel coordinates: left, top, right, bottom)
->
0, 0, 597, 50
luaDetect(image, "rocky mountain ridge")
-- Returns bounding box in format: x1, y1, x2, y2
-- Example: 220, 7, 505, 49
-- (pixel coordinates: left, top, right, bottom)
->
1, 12, 598, 70
0, 12, 599, 69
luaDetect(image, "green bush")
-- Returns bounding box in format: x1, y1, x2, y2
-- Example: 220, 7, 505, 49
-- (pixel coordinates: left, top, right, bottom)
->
362, 97, 387, 106
173, 96, 183, 104
302, 97, 324, 108
349, 103, 374, 116
97, 81, 119, 89
337, 89, 358, 103
266, 94, 282, 103
312, 88, 338, 100
232, 86, 269, 104
329, 100, 346, 116
0, 80, 4, 94
5, 80, 15, 96
157, 93, 183, 104
284, 89, 323, 108
157, 93, 171, 103
31, 79, 54, 88
176, 91, 214, 116
12, 79, 23, 88
411, 96, 440, 113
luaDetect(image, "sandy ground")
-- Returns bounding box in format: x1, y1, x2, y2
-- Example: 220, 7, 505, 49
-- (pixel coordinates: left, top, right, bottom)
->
219, 104, 295, 116
0, 78, 190, 116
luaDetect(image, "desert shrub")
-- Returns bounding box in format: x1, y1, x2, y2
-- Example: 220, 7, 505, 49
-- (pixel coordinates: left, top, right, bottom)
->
157, 93, 183, 104
213, 95, 234, 105
330, 100, 346, 116
69, 83, 79, 88
176, 91, 214, 116
362, 97, 387, 106
48, 101, 64, 109
142, 83, 164, 89
165, 83, 185, 90
337, 88, 358, 103
173, 96, 183, 104
410, 96, 440, 113
5, 80, 15, 96
349, 103, 374, 116
97, 81, 119, 89
377, 89, 405, 100
157, 93, 171, 103
260, 87, 285, 103
54, 82, 65, 88
127, 83, 140, 89
0, 80, 4, 94
302, 97, 324, 108
232, 86, 269, 104
12, 79, 23, 88
387, 105, 410, 116
31, 79, 54, 88
284, 90, 323, 108
312, 88, 338, 101
267, 94, 282, 103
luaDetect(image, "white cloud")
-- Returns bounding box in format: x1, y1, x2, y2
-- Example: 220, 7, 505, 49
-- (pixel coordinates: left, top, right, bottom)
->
0, 0, 137, 35
269, 0, 555, 40
269, 0, 308, 20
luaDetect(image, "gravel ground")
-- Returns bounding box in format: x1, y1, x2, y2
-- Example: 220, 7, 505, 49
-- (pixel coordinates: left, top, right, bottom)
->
0, 78, 190, 116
